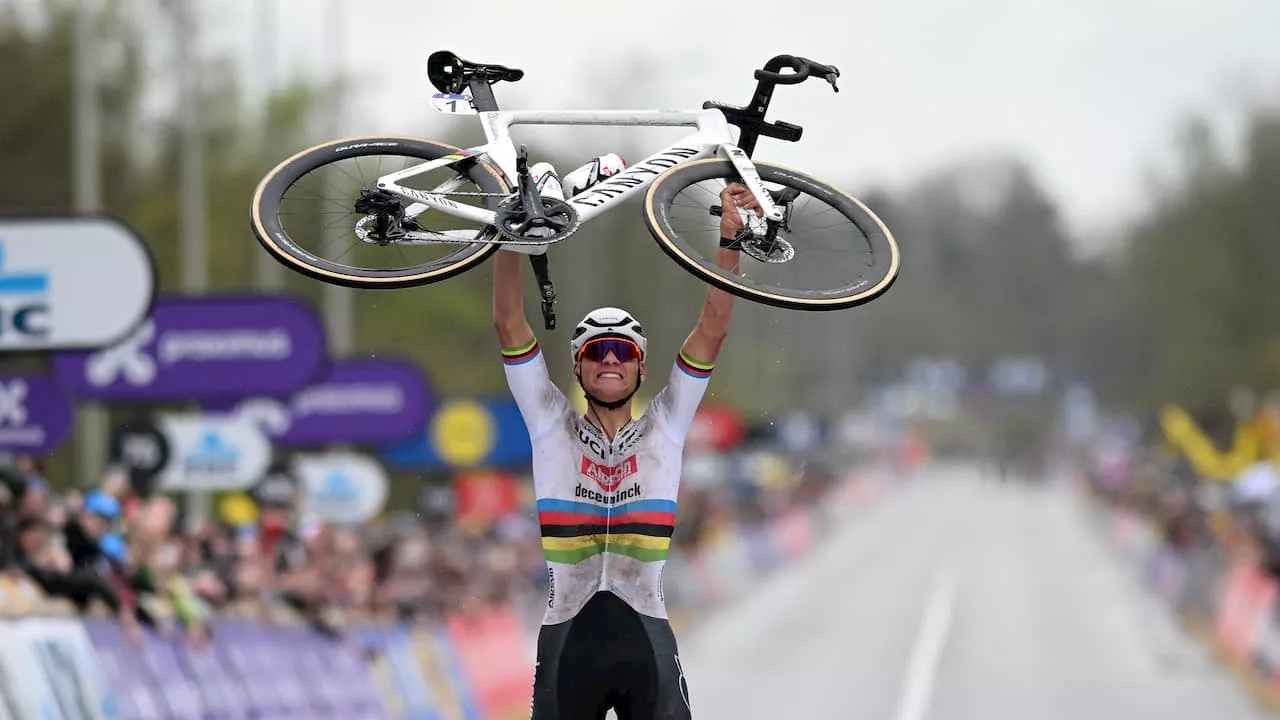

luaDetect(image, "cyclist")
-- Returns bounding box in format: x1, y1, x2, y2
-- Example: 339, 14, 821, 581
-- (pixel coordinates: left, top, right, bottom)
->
493, 180, 758, 719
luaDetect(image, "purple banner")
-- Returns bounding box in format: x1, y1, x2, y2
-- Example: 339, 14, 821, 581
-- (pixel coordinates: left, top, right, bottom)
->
81, 619, 167, 720
52, 295, 327, 401
205, 358, 432, 447
138, 630, 205, 718
212, 620, 286, 717
181, 641, 251, 720
80, 616, 392, 720
0, 374, 75, 453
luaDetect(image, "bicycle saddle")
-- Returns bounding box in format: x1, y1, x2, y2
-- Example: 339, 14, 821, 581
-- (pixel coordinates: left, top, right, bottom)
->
427, 50, 525, 95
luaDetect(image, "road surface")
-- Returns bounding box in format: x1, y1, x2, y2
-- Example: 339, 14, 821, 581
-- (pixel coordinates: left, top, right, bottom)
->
675, 463, 1266, 720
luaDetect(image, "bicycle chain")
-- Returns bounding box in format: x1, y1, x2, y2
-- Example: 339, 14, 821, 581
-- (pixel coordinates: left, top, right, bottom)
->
403, 189, 579, 246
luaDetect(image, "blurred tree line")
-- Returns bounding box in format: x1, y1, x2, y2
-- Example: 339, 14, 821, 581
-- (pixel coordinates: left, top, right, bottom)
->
1, 0, 1277, 449
850, 109, 1280, 422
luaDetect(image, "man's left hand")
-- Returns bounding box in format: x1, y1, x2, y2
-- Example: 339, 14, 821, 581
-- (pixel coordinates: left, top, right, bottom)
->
719, 183, 761, 239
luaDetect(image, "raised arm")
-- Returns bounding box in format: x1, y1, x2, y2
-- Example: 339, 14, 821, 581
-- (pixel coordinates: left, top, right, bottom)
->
493, 249, 535, 351
679, 183, 753, 366
493, 249, 568, 441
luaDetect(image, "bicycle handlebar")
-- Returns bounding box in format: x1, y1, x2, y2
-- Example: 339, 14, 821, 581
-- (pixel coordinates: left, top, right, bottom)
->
754, 55, 840, 92
703, 52, 843, 157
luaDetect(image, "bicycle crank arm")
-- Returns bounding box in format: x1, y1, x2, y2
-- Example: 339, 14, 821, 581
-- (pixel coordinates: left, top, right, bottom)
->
515, 145, 549, 222
529, 253, 557, 330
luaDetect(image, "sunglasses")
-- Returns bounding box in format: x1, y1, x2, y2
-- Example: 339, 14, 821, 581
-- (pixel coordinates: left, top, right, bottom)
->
578, 337, 642, 363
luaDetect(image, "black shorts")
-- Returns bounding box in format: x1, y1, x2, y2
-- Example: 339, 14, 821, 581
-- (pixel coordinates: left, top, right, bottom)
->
531, 591, 692, 720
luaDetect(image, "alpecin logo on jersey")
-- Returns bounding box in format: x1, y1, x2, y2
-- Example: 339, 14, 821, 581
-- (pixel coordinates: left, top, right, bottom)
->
581, 455, 638, 492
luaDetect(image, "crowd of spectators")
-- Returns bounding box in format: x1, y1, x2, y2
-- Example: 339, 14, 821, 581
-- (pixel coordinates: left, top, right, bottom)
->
0, 445, 836, 646
1081, 398, 1280, 616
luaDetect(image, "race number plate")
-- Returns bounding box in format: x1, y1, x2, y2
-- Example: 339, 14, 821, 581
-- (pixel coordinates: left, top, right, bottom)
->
430, 93, 477, 115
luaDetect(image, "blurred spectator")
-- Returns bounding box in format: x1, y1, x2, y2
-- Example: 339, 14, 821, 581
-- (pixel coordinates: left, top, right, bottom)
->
0, 439, 842, 644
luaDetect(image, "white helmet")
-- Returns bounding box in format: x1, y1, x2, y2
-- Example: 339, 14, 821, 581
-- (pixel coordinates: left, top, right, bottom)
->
570, 307, 647, 359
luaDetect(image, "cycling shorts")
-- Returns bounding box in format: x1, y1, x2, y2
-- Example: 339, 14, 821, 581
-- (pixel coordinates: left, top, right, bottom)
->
530, 590, 692, 720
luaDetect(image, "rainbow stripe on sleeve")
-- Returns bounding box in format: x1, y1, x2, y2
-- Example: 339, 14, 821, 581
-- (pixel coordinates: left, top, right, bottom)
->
676, 350, 713, 379
502, 338, 540, 365
537, 498, 677, 564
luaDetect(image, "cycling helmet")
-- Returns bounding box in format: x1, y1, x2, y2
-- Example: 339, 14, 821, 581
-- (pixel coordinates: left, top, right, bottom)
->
570, 307, 646, 359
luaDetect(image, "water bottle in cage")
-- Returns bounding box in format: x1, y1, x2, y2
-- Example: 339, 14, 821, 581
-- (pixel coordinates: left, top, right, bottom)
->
562, 153, 627, 197
529, 162, 565, 201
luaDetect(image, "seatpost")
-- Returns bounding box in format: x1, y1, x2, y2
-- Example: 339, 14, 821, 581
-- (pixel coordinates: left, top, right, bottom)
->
467, 77, 500, 112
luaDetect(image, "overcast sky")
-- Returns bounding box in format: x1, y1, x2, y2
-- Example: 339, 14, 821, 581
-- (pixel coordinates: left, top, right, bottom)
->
177, 0, 1280, 246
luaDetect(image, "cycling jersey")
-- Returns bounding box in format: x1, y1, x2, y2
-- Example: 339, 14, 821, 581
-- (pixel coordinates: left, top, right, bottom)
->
501, 336, 713, 625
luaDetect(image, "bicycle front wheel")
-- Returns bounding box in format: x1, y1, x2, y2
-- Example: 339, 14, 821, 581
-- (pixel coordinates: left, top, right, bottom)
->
643, 159, 900, 311
250, 136, 511, 289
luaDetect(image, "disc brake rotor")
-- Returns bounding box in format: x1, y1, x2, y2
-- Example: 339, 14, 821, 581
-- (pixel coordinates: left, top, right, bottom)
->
742, 235, 796, 263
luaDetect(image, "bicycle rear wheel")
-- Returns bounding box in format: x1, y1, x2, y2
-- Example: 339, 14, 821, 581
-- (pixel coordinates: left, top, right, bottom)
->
250, 136, 511, 289
643, 159, 900, 311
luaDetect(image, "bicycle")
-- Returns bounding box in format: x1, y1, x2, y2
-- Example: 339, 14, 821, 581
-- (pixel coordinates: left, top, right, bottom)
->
250, 50, 901, 329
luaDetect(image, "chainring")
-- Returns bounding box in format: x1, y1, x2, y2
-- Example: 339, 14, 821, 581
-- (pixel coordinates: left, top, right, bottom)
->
494, 196, 580, 245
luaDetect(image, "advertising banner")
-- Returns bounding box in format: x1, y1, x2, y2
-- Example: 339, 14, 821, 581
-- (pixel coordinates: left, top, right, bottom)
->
53, 295, 326, 400
0, 616, 113, 720
108, 418, 171, 497
0, 374, 74, 454
294, 452, 390, 524
155, 414, 272, 492
207, 358, 431, 447
381, 398, 531, 470
80, 619, 166, 720
356, 627, 441, 720
0, 618, 59, 720
0, 216, 155, 351
250, 460, 301, 510
453, 470, 522, 526
178, 640, 250, 720
135, 630, 204, 719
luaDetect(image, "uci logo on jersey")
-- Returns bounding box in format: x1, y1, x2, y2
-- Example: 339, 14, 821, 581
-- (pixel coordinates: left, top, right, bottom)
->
577, 426, 606, 456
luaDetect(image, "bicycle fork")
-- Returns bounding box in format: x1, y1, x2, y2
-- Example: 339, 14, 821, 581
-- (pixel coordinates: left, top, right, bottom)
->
718, 144, 784, 223
711, 144, 799, 259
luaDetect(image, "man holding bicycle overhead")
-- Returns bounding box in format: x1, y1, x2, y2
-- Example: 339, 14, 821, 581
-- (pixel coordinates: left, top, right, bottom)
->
493, 181, 758, 719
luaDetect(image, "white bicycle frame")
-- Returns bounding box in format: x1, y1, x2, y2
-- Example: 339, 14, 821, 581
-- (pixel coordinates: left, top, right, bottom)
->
373, 107, 785, 240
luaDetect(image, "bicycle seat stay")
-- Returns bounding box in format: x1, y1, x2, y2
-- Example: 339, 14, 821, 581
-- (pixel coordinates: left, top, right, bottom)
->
427, 50, 524, 96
